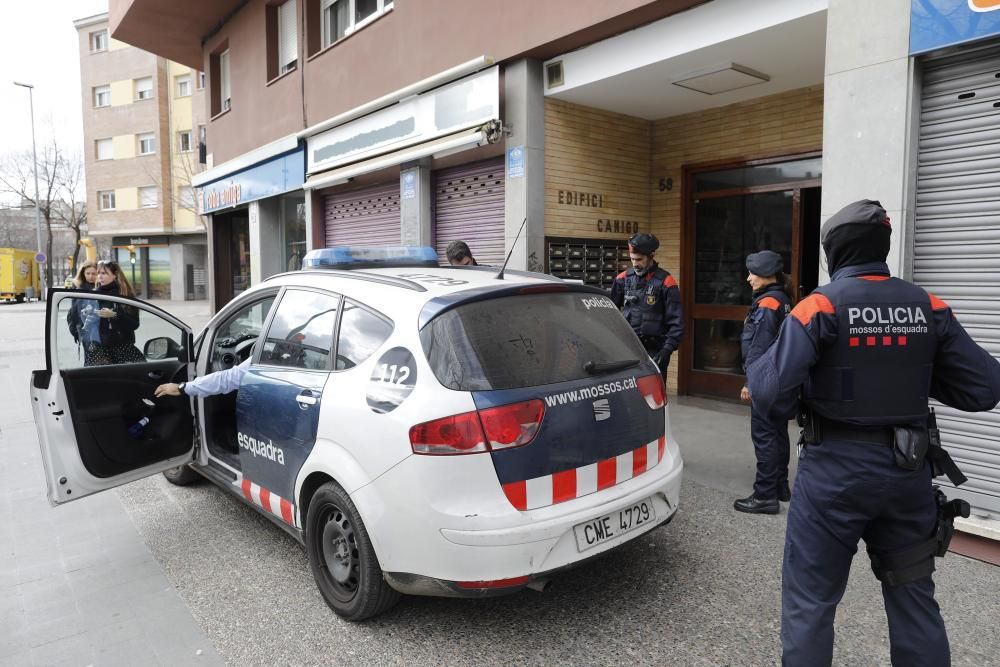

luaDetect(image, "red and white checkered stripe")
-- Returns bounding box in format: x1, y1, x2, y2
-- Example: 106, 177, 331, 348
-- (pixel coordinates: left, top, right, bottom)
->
239, 478, 297, 528
502, 436, 665, 511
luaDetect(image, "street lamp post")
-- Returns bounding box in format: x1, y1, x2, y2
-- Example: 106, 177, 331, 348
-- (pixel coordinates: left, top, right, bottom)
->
13, 81, 44, 300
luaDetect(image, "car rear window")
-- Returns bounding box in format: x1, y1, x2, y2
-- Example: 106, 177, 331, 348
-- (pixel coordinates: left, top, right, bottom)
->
420, 292, 648, 390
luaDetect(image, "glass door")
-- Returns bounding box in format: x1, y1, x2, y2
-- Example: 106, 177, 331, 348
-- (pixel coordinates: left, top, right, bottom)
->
681, 155, 821, 399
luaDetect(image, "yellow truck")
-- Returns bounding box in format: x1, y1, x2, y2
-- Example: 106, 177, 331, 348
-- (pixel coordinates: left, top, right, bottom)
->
0, 248, 40, 303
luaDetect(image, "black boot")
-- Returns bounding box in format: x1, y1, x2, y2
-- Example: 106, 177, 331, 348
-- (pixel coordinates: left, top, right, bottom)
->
734, 495, 779, 515
779, 481, 792, 502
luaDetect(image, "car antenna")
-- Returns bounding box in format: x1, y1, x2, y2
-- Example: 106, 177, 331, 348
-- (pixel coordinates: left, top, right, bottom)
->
495, 217, 527, 280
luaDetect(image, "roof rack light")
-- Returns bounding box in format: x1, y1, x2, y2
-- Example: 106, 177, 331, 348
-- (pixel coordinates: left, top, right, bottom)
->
302, 246, 439, 270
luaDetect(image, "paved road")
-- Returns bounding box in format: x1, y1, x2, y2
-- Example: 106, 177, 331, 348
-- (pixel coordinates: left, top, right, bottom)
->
3, 298, 999, 666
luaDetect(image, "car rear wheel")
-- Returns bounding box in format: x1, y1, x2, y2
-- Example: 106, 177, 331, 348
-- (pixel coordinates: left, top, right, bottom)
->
306, 481, 400, 621
162, 465, 200, 486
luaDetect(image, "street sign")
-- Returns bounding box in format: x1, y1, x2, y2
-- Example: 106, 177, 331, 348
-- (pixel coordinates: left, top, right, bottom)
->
35, 252, 46, 264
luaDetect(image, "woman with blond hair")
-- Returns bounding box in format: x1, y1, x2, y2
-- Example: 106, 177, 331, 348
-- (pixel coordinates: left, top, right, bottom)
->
66, 260, 103, 363
89, 259, 145, 365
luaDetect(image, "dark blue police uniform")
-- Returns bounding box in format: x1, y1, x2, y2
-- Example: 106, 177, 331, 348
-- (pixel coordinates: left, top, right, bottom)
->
610, 265, 683, 371
747, 200, 1000, 666
740, 279, 792, 509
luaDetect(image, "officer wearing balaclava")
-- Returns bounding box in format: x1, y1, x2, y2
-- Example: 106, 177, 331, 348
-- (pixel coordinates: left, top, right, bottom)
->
746, 199, 1000, 666
609, 233, 683, 375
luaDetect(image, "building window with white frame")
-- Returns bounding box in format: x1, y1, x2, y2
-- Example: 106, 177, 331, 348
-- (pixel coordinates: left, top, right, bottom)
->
95, 138, 113, 161
139, 186, 158, 209
278, 0, 298, 75
179, 186, 196, 210
220, 50, 231, 111
321, 0, 391, 49
90, 30, 108, 52
135, 77, 153, 101
93, 85, 111, 108
197, 71, 205, 90
98, 190, 116, 211
176, 75, 191, 97
178, 130, 193, 152
138, 132, 156, 155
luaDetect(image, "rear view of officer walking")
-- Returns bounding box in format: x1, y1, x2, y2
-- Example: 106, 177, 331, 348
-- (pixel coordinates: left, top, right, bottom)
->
609, 233, 683, 375
736, 250, 792, 515
747, 200, 1000, 666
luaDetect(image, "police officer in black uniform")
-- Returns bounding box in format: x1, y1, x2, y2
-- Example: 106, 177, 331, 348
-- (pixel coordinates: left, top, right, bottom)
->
610, 233, 683, 375
747, 200, 1000, 666
735, 250, 792, 515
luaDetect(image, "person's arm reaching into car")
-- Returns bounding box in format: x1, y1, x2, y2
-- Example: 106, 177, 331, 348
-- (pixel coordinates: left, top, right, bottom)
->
154, 358, 251, 398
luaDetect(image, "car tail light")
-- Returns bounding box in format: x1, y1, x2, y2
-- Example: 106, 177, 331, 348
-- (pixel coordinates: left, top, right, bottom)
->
478, 400, 544, 450
409, 411, 487, 455
637, 374, 666, 410
409, 400, 545, 455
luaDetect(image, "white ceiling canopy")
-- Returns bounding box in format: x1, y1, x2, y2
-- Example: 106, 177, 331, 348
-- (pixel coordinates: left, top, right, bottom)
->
544, 0, 828, 120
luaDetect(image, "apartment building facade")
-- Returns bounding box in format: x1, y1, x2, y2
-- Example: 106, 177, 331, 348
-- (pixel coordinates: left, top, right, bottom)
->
108, 0, 1000, 526
74, 13, 208, 300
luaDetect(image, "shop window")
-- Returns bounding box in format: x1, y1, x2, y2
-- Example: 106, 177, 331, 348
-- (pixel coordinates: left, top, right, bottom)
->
267, 1, 298, 81
281, 196, 307, 271
147, 247, 171, 299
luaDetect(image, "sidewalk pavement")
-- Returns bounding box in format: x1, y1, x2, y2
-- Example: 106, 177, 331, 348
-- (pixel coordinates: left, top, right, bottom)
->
0, 299, 222, 667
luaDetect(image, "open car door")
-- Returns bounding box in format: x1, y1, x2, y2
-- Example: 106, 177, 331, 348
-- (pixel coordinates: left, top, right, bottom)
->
30, 289, 196, 505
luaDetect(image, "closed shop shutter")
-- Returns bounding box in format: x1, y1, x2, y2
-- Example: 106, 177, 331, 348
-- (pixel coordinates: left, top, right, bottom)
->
434, 157, 505, 266
324, 182, 401, 248
914, 43, 1000, 514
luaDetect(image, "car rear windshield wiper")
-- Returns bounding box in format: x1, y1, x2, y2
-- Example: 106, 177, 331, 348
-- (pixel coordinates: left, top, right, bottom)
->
584, 358, 639, 375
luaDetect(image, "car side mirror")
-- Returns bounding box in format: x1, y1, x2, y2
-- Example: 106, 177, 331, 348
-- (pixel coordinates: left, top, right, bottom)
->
145, 336, 184, 361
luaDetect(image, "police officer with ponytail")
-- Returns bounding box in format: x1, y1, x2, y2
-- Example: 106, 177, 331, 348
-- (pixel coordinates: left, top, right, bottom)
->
735, 250, 792, 515
747, 200, 1000, 666
610, 233, 683, 375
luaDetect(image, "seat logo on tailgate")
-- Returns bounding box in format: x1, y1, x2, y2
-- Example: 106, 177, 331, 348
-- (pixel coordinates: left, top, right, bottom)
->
593, 399, 610, 421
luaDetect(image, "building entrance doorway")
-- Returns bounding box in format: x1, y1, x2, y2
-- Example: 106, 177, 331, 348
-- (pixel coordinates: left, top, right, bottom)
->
680, 153, 821, 399
211, 209, 250, 307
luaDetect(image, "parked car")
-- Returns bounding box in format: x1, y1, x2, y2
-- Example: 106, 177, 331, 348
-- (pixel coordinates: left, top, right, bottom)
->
30, 247, 683, 620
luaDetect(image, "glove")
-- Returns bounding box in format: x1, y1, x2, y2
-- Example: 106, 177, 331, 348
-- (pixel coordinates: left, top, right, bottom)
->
653, 349, 672, 372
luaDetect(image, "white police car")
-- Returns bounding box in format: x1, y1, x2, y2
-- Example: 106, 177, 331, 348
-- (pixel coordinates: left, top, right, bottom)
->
31, 247, 683, 620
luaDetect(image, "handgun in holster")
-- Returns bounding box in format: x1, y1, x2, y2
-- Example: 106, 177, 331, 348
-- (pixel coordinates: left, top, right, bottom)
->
796, 406, 819, 446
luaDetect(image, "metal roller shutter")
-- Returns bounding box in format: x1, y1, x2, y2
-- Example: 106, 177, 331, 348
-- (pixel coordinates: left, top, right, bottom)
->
914, 44, 1000, 515
324, 182, 401, 248
434, 157, 506, 266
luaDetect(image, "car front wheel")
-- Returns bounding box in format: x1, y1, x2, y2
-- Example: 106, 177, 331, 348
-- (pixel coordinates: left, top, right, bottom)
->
306, 481, 400, 621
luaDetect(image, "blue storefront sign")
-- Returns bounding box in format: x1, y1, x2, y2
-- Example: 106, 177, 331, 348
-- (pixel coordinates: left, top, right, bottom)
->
199, 148, 305, 214
911, 0, 1000, 55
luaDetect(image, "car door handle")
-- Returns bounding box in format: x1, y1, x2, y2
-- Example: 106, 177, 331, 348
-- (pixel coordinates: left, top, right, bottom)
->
147, 371, 163, 380
295, 392, 318, 408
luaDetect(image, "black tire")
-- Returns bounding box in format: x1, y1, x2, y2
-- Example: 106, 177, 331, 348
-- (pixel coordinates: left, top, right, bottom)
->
162, 464, 201, 486
306, 481, 400, 621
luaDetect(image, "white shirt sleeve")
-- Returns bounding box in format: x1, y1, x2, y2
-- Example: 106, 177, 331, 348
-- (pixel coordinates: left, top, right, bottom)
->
183, 358, 250, 398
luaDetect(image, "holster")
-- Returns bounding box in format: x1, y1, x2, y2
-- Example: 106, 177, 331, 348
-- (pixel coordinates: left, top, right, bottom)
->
892, 425, 929, 471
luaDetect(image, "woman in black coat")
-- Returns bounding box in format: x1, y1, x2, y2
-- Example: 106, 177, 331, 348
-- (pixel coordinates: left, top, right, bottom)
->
90, 260, 145, 365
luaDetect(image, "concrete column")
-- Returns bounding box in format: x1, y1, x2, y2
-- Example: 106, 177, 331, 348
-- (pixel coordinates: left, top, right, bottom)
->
206, 215, 218, 313
305, 189, 319, 251
503, 59, 546, 272
821, 0, 919, 280
253, 198, 283, 281
400, 159, 433, 247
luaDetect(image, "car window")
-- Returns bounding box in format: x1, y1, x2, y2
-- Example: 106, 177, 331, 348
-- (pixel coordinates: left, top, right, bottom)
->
420, 292, 648, 390
210, 296, 276, 370
335, 300, 393, 370
56, 295, 185, 370
260, 290, 340, 370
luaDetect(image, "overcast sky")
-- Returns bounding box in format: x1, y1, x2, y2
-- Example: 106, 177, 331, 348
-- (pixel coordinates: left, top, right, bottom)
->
1, 1, 110, 170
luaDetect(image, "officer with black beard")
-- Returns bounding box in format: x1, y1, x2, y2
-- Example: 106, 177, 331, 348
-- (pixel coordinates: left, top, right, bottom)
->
610, 233, 683, 375
746, 199, 1000, 666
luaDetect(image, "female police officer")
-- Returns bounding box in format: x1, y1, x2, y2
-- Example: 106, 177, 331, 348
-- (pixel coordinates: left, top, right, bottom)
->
735, 250, 792, 515
746, 200, 1000, 666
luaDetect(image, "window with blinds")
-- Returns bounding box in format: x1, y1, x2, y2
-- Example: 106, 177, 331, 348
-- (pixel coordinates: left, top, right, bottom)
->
95, 138, 113, 161
278, 1, 298, 74
139, 186, 158, 209
134, 77, 153, 101
220, 51, 231, 110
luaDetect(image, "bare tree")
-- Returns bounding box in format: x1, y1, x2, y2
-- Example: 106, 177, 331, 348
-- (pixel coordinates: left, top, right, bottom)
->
51, 152, 88, 271
141, 148, 207, 230
0, 140, 63, 287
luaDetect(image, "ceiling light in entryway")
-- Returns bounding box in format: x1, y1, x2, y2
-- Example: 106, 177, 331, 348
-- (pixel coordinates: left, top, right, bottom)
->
671, 63, 771, 95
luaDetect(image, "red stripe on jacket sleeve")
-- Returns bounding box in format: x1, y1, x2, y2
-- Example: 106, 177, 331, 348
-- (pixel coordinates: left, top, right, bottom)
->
929, 293, 950, 311
791, 293, 835, 326
664, 275, 678, 289
758, 296, 781, 310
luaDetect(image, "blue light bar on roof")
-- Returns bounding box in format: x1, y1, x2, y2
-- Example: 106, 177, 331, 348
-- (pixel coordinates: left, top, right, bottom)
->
302, 246, 440, 270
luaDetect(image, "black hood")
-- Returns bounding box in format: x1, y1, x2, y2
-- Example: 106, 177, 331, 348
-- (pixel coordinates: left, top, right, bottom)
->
821, 199, 891, 276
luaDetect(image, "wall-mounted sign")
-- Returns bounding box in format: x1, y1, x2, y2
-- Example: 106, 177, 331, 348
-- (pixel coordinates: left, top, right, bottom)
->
596, 219, 640, 234
198, 148, 305, 215
507, 145, 525, 179
558, 190, 606, 208
910, 0, 1000, 54
401, 170, 417, 200
111, 235, 171, 247
308, 67, 499, 174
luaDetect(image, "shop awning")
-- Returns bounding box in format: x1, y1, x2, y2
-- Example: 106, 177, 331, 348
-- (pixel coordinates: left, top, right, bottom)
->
303, 128, 489, 191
